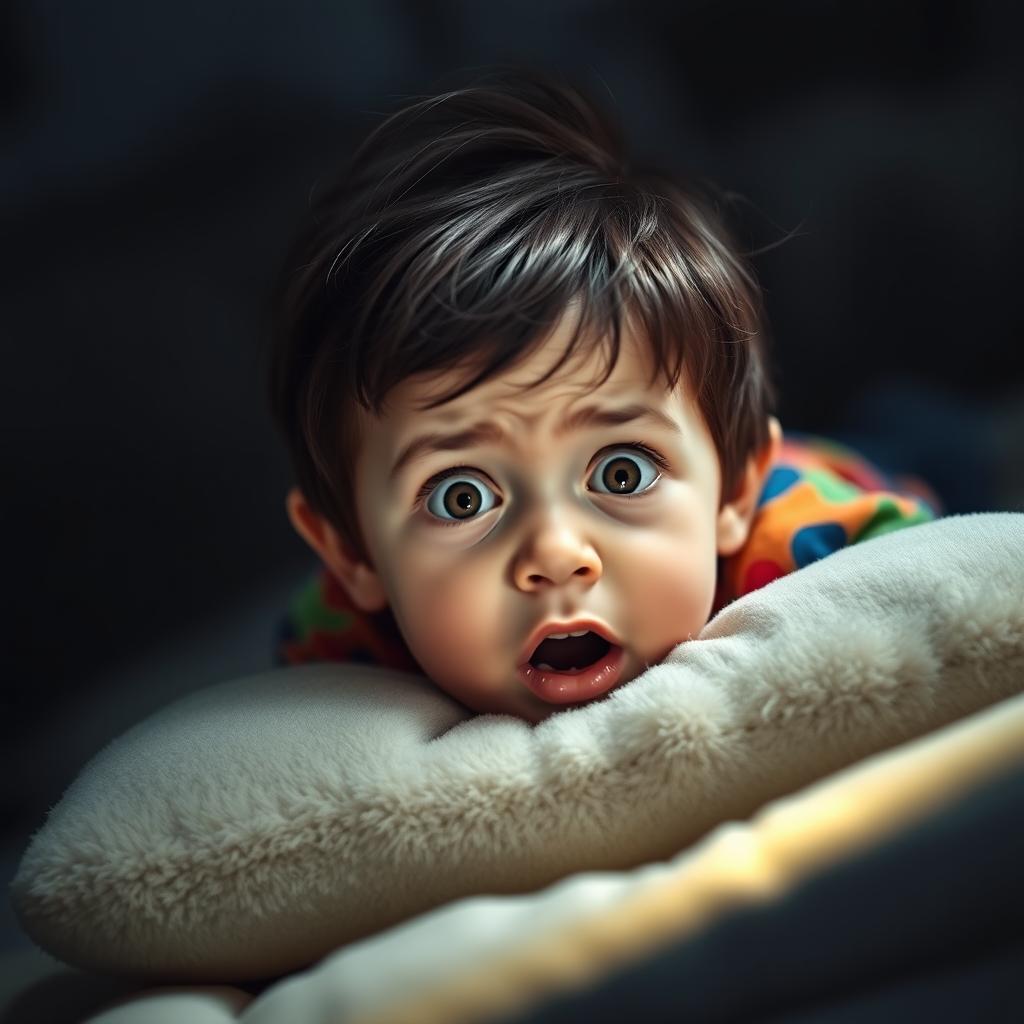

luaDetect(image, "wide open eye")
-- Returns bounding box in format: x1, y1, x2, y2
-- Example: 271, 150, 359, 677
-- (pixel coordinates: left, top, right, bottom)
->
588, 446, 663, 497
424, 472, 499, 523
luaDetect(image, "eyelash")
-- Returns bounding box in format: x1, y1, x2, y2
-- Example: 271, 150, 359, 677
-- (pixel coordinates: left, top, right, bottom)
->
413, 441, 672, 529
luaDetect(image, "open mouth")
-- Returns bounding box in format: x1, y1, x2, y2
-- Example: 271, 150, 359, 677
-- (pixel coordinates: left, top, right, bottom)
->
529, 631, 612, 673
519, 631, 625, 705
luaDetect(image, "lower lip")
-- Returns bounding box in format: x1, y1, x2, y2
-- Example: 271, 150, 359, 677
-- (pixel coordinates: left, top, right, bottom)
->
517, 644, 626, 706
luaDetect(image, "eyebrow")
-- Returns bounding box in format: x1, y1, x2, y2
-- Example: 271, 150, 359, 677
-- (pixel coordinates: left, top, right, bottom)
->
389, 403, 683, 482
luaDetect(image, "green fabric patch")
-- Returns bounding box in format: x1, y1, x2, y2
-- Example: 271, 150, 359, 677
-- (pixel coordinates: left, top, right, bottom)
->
855, 499, 936, 543
288, 577, 352, 638
803, 469, 861, 503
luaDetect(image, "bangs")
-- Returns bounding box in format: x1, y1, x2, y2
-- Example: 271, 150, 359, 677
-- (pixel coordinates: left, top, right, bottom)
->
333, 165, 756, 418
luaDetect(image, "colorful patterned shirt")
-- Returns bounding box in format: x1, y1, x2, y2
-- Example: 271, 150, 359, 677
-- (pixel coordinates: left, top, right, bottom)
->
276, 434, 939, 673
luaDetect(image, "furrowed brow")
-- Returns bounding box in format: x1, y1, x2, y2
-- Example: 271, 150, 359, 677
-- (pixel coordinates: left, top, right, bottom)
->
389, 403, 682, 482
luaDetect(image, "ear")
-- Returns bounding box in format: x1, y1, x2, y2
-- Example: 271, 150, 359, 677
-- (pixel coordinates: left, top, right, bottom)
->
285, 487, 389, 613
716, 416, 783, 557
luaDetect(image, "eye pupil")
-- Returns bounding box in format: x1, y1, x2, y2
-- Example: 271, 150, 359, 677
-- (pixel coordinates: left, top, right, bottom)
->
443, 481, 481, 518
603, 456, 641, 494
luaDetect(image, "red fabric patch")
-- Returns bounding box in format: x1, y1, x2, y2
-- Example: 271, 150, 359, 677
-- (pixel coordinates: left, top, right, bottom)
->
743, 559, 785, 595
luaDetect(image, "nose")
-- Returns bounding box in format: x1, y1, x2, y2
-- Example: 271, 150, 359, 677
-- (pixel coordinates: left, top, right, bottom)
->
512, 514, 602, 592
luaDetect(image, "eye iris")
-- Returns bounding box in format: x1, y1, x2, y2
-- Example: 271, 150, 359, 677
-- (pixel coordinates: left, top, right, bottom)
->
443, 481, 481, 518
603, 456, 640, 493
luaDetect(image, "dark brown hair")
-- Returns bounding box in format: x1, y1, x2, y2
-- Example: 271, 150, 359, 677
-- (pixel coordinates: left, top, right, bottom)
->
269, 67, 776, 566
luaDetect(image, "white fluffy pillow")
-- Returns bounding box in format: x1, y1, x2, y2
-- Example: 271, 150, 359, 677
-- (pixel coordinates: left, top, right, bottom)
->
12, 513, 1024, 981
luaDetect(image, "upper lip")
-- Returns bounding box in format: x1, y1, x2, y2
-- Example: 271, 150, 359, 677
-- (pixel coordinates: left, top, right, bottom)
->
518, 619, 622, 668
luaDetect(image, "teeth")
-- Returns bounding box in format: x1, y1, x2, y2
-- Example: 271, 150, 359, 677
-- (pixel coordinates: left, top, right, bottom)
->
545, 629, 591, 640
569, 630, 588, 637
536, 663, 555, 671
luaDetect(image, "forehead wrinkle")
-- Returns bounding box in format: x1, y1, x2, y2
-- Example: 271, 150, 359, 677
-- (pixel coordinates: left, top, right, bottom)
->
388, 401, 682, 483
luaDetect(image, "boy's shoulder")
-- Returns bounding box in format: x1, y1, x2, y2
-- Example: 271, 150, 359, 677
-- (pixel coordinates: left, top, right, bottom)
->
275, 570, 421, 673
714, 433, 939, 611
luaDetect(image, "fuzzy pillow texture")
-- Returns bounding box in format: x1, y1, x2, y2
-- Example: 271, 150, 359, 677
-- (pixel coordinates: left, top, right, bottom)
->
12, 513, 1024, 981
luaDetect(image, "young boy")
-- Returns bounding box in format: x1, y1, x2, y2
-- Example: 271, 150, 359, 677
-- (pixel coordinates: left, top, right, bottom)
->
268, 69, 936, 723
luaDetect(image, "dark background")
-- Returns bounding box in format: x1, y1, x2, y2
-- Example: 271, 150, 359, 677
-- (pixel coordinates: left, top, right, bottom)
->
2, 0, 1022, 949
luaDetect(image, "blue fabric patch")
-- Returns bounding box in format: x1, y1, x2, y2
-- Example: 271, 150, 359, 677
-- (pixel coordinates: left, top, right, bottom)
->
791, 522, 847, 568
758, 466, 801, 507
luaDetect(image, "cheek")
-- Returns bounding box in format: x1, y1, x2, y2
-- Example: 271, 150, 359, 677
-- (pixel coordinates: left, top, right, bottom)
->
390, 552, 502, 676
651, 547, 717, 621
620, 517, 719, 647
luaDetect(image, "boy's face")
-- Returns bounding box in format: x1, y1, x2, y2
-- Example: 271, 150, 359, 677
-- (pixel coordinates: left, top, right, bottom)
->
292, 309, 773, 722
